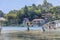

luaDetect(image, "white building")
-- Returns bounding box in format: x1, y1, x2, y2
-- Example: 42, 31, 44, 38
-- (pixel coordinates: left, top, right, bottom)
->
32, 19, 45, 27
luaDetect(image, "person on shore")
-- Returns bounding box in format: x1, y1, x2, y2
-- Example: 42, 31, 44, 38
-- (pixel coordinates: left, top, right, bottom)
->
27, 22, 30, 31
42, 27, 45, 32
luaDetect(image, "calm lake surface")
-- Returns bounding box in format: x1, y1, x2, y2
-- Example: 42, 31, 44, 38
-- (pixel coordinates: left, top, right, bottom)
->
2, 26, 42, 31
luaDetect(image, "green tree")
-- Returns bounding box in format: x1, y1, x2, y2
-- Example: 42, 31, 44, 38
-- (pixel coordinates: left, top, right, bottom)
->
5, 10, 18, 25
17, 9, 24, 24
4, 0, 60, 26
42, 0, 53, 10
0, 10, 4, 17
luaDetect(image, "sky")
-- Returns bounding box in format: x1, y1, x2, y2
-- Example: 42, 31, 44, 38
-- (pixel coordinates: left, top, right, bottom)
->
0, 0, 60, 13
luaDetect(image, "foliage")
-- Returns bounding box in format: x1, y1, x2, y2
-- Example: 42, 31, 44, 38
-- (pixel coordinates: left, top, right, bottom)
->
2, 0, 60, 26
0, 10, 4, 17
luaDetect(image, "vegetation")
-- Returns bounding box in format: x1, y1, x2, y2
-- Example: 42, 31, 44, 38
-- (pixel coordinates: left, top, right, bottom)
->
1, 0, 60, 26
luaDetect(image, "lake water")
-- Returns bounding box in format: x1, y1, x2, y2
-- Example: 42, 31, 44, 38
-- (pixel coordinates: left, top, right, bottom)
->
2, 26, 60, 31
2, 26, 42, 31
